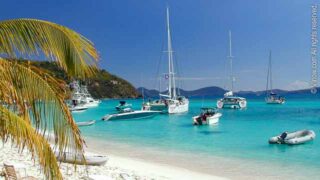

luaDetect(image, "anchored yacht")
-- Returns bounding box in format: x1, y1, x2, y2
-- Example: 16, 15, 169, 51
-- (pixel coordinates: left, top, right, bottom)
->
142, 7, 189, 114
265, 51, 285, 104
217, 31, 247, 109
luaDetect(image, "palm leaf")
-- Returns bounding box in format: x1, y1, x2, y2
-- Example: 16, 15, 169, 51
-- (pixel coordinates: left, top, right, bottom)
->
0, 59, 84, 168
0, 106, 63, 179
0, 19, 99, 78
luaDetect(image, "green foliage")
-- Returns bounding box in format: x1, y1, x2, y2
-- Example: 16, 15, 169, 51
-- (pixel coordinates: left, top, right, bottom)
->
30, 60, 139, 98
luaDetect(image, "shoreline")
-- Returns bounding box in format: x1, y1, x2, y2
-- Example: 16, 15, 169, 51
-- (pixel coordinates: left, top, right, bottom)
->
0, 140, 226, 180
1, 134, 319, 180
84, 137, 228, 179
84, 136, 319, 180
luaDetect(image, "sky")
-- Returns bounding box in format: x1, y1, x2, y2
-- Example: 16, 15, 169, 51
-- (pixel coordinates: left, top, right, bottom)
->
1, 0, 319, 91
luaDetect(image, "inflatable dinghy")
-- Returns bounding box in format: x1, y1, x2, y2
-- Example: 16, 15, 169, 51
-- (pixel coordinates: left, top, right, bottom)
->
269, 130, 316, 145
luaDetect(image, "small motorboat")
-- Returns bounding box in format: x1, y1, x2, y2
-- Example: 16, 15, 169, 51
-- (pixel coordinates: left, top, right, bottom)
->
55, 151, 108, 166
193, 107, 222, 125
102, 108, 160, 121
269, 130, 316, 145
76, 120, 96, 127
69, 105, 88, 112
115, 101, 132, 111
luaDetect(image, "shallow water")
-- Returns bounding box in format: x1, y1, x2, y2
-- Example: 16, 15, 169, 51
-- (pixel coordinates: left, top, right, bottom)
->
73, 98, 320, 179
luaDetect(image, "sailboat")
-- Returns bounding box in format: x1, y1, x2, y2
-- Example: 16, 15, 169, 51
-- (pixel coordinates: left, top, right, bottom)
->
217, 31, 247, 109
265, 51, 285, 104
142, 7, 189, 114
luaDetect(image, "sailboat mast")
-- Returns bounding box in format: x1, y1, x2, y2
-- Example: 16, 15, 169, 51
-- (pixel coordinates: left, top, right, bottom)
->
266, 54, 270, 94
269, 51, 273, 92
166, 7, 176, 99
228, 30, 234, 92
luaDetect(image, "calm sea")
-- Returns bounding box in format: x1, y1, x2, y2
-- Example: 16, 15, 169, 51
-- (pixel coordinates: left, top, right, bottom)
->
73, 98, 320, 179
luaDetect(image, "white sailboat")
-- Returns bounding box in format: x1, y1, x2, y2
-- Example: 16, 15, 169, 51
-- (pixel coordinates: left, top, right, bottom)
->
163, 7, 189, 114
143, 7, 189, 114
217, 31, 247, 109
265, 51, 285, 104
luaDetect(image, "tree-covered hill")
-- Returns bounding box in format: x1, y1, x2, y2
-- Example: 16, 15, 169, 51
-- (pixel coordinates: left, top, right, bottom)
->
30, 61, 139, 99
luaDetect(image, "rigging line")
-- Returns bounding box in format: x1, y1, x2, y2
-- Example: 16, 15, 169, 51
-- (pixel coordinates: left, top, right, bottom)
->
168, 16, 183, 96
270, 51, 273, 92
167, 6, 180, 99
223, 55, 228, 90
176, 54, 185, 95
173, 52, 179, 95
152, 18, 166, 94
140, 73, 144, 102
266, 51, 270, 95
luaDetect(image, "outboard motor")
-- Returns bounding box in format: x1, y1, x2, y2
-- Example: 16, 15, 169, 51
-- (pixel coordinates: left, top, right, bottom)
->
280, 132, 287, 140
197, 117, 203, 125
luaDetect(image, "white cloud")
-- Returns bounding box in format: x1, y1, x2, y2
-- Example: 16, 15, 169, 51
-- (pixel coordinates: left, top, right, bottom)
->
286, 80, 309, 91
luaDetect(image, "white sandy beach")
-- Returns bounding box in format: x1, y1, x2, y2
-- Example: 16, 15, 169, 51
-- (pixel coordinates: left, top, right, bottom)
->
0, 141, 227, 180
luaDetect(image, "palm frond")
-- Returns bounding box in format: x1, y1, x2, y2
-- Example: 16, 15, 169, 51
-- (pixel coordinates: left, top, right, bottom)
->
0, 19, 99, 78
0, 58, 84, 159
0, 106, 63, 179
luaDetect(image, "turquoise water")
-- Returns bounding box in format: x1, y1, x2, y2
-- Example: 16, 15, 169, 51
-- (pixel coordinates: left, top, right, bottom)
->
73, 98, 320, 178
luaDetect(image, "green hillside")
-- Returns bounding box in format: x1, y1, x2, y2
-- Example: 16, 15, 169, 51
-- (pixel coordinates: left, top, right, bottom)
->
30, 61, 139, 99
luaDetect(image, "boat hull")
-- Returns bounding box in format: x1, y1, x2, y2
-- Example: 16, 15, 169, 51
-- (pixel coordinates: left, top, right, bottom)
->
193, 113, 222, 125
144, 103, 168, 113
84, 101, 100, 107
76, 120, 96, 126
168, 100, 189, 114
70, 106, 88, 112
55, 152, 108, 166
217, 99, 247, 109
265, 99, 285, 104
102, 110, 160, 121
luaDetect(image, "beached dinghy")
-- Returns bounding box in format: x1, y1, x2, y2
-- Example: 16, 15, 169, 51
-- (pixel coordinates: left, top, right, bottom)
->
269, 130, 316, 145
76, 120, 96, 127
55, 151, 108, 166
193, 108, 222, 125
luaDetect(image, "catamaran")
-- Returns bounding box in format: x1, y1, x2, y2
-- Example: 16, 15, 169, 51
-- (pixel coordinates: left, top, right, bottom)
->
217, 31, 247, 109
142, 7, 189, 114
265, 51, 285, 104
